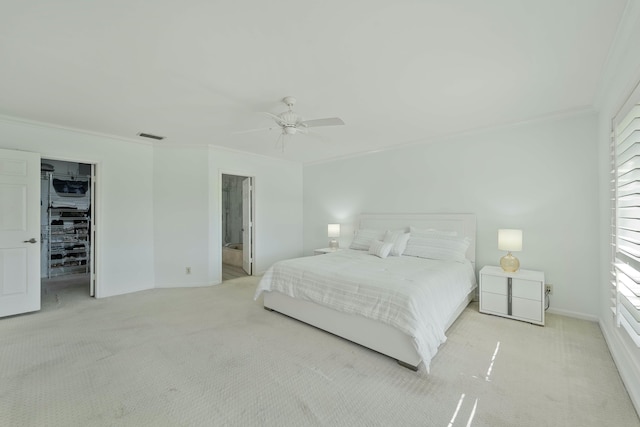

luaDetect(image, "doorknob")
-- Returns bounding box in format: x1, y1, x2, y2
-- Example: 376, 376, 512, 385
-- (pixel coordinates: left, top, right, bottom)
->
23, 238, 37, 244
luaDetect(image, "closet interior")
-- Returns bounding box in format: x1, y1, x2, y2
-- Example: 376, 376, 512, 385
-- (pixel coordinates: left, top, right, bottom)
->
40, 160, 92, 280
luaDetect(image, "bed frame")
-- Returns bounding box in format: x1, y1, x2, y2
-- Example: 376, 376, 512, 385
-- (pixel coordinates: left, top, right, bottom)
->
263, 213, 477, 371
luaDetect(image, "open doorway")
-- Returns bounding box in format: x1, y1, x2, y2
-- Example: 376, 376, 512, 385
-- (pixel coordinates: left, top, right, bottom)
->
40, 159, 95, 308
221, 173, 253, 281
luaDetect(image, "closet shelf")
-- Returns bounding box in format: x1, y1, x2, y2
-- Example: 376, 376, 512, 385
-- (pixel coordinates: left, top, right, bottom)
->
50, 249, 88, 255
43, 171, 91, 278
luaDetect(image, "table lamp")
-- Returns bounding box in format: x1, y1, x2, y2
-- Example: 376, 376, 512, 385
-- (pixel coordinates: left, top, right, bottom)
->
328, 224, 340, 249
498, 229, 522, 272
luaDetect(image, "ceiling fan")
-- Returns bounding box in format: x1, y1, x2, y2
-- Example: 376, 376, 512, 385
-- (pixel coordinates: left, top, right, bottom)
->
265, 96, 345, 135
238, 96, 345, 150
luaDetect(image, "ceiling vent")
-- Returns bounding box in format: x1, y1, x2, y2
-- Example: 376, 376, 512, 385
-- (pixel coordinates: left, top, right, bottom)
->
137, 132, 165, 141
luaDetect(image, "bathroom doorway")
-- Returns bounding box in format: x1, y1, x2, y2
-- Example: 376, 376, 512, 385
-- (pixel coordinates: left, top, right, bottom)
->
221, 173, 253, 280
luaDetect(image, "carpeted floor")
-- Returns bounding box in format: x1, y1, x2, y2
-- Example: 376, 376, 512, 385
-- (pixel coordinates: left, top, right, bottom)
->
1, 275, 638, 426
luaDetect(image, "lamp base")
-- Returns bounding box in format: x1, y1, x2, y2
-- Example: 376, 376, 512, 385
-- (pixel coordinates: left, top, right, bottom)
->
329, 239, 339, 250
500, 252, 520, 272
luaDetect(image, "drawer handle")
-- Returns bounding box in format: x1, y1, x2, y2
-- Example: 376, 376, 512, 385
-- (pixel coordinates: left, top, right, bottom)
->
507, 277, 512, 316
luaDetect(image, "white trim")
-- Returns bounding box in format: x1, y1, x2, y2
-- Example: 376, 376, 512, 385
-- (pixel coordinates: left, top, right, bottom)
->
594, 0, 640, 111
305, 108, 595, 166
547, 307, 599, 323
0, 114, 153, 147
40, 155, 103, 299
218, 170, 256, 283
600, 320, 640, 416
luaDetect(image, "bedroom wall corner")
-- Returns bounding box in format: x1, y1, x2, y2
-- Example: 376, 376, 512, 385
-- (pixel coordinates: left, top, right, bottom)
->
303, 112, 600, 319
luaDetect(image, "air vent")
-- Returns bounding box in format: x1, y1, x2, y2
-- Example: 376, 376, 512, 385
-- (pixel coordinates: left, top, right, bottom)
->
137, 132, 165, 141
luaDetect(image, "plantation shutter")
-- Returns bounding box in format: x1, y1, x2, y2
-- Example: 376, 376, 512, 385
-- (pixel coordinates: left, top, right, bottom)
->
613, 81, 640, 347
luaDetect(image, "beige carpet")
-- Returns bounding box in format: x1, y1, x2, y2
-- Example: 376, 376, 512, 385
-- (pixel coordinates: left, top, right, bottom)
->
1, 275, 638, 426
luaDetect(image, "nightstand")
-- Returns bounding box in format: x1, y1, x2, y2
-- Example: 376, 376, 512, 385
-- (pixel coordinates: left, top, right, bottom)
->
479, 266, 545, 326
313, 248, 341, 256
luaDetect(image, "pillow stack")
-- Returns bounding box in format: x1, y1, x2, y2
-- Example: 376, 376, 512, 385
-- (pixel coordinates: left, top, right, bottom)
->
383, 230, 410, 256
349, 228, 386, 251
350, 226, 470, 262
350, 228, 411, 258
403, 226, 470, 263
368, 240, 393, 258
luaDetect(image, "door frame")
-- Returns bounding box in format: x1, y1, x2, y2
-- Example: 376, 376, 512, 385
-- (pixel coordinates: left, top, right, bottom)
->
41, 155, 101, 298
218, 170, 255, 282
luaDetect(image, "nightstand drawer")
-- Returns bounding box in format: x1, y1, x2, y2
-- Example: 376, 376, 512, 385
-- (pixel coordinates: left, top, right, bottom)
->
513, 297, 542, 322
481, 275, 541, 301
313, 248, 341, 255
481, 293, 542, 323
481, 275, 508, 295
512, 279, 542, 301
480, 291, 507, 314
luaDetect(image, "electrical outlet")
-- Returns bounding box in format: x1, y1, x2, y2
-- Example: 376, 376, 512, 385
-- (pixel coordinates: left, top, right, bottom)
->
186, 267, 191, 275
545, 284, 553, 295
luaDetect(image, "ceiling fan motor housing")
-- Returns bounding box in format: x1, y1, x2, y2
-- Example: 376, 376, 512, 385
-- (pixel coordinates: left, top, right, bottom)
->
282, 96, 296, 107
279, 110, 300, 126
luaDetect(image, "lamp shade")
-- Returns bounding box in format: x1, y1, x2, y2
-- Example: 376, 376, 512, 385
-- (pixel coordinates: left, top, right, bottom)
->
328, 224, 341, 238
498, 229, 522, 252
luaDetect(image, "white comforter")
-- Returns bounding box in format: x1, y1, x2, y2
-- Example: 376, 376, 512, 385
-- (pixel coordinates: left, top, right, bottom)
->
254, 249, 476, 370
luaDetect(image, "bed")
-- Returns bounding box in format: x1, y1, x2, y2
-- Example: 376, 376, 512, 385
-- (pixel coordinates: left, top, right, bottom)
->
254, 213, 477, 372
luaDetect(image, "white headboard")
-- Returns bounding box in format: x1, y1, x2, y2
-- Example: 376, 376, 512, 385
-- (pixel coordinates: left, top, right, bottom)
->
355, 213, 477, 266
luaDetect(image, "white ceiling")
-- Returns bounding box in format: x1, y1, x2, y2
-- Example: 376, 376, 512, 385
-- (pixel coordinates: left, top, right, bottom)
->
0, 1, 629, 163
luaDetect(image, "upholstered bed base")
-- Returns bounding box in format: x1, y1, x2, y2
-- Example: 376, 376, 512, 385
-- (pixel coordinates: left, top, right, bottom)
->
263, 286, 476, 370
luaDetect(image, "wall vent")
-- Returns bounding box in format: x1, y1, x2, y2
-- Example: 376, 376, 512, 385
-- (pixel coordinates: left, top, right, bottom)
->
137, 132, 165, 140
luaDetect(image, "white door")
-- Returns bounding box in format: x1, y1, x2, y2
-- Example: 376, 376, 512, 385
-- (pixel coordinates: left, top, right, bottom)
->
89, 163, 96, 297
0, 148, 40, 317
242, 177, 252, 275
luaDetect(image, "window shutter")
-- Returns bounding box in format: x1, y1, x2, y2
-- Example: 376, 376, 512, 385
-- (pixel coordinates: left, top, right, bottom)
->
611, 128, 618, 317
614, 96, 640, 347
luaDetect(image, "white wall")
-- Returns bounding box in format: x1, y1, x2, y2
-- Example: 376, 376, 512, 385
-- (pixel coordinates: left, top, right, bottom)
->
595, 1, 640, 413
0, 118, 305, 295
153, 146, 303, 287
304, 112, 599, 319
0, 117, 155, 297
153, 146, 211, 287
209, 147, 304, 279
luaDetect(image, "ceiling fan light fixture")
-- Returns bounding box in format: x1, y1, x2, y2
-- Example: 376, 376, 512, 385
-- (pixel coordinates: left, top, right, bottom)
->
279, 110, 299, 125
284, 126, 297, 135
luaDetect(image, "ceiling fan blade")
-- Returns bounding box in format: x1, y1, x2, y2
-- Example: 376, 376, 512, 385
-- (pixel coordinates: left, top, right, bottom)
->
301, 117, 345, 128
263, 112, 285, 125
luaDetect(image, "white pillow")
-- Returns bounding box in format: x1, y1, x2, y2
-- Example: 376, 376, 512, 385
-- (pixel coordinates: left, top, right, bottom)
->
404, 233, 470, 263
350, 228, 385, 250
369, 240, 393, 258
409, 226, 458, 237
384, 230, 411, 256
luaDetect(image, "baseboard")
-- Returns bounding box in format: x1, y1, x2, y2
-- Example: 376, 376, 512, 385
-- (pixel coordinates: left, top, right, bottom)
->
600, 320, 640, 417
546, 307, 598, 322
96, 284, 154, 299
154, 281, 212, 288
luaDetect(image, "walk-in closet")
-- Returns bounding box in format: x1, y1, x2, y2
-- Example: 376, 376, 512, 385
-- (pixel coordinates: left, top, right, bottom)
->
40, 159, 94, 301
